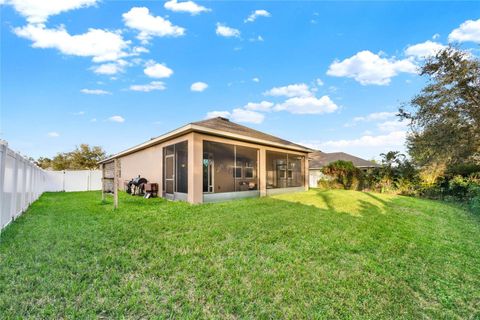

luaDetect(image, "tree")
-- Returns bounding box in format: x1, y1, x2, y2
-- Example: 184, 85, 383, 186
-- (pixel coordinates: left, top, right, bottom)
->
35, 157, 53, 169
399, 46, 480, 167
321, 160, 362, 190
37, 144, 106, 170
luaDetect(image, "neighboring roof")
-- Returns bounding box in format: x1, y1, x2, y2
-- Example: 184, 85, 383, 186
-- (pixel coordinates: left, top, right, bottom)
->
309, 151, 379, 169
100, 117, 313, 163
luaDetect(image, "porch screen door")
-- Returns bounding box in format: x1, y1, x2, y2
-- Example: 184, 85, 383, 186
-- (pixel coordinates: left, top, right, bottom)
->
165, 154, 175, 194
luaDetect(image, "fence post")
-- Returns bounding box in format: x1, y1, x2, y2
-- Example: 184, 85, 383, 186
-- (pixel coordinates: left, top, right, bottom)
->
0, 142, 7, 231
21, 160, 27, 212
11, 153, 18, 220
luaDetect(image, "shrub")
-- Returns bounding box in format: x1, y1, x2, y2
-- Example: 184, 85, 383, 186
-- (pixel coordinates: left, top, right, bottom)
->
321, 160, 363, 190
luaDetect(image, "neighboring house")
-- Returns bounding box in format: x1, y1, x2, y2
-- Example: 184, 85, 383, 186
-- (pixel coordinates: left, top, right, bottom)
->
99, 117, 313, 204
309, 151, 379, 187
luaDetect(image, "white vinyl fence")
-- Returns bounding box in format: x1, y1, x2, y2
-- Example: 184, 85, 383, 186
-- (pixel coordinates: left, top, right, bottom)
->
0, 141, 103, 231
45, 170, 102, 192
0, 142, 47, 231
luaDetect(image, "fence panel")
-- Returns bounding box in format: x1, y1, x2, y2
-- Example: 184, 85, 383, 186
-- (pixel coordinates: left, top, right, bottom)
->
44, 170, 102, 192
0, 142, 46, 231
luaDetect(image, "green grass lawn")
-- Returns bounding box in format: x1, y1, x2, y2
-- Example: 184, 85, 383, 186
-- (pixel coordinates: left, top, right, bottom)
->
1, 190, 479, 319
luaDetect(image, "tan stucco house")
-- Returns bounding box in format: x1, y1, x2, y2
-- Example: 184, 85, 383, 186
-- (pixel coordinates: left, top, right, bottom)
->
100, 117, 313, 204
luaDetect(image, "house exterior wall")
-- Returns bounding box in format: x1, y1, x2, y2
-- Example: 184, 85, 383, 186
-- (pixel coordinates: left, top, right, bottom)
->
117, 133, 193, 195
112, 131, 309, 204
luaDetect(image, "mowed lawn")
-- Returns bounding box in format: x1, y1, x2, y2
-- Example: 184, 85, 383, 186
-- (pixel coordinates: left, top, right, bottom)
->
0, 190, 479, 319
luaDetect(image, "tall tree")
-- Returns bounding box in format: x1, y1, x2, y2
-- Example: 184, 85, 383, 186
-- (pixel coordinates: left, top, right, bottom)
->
37, 144, 106, 170
399, 47, 480, 167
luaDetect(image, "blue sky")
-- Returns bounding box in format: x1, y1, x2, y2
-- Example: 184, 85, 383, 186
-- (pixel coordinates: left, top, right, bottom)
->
1, 1, 479, 160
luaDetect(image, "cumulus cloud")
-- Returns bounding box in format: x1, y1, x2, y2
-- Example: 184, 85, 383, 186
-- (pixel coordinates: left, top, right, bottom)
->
144, 61, 173, 78
123, 7, 185, 44
244, 9, 271, 23
92, 60, 128, 75
164, 0, 210, 15
252, 77, 260, 83
353, 111, 397, 123
190, 81, 208, 92
244, 101, 274, 112
327, 50, 417, 85
108, 115, 125, 123
129, 81, 166, 92
274, 96, 338, 114
263, 83, 311, 98
231, 108, 265, 124
405, 40, 446, 59
377, 120, 408, 132
14, 24, 130, 63
316, 130, 406, 148
216, 23, 240, 38
3, 0, 97, 23
47, 131, 60, 137
205, 109, 264, 124
80, 88, 111, 95
448, 18, 480, 43
206, 111, 231, 119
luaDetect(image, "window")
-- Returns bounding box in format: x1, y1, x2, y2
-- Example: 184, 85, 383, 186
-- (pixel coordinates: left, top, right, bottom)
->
203, 141, 258, 193
266, 151, 304, 189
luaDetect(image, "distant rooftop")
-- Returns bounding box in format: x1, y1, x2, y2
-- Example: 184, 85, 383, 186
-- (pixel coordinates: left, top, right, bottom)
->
309, 151, 379, 169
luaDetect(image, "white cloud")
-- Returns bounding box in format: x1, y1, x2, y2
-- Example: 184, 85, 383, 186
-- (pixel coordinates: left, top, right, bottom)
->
129, 81, 166, 92
190, 81, 208, 92
80, 88, 111, 95
244, 9, 271, 23
448, 18, 480, 43
315, 78, 324, 86
377, 120, 408, 132
3, 0, 97, 23
164, 0, 210, 15
73, 111, 85, 116
90, 118, 97, 122
244, 101, 274, 112
14, 24, 130, 63
264, 83, 311, 98
216, 23, 240, 38
144, 61, 173, 78
231, 108, 264, 124
123, 7, 185, 44
108, 115, 125, 123
205, 109, 264, 124
405, 40, 446, 59
92, 60, 128, 75
353, 111, 397, 123
252, 77, 260, 83
274, 96, 338, 114
206, 111, 231, 119
432, 33, 440, 40
47, 131, 60, 137
249, 35, 264, 42
327, 50, 417, 85
317, 130, 406, 148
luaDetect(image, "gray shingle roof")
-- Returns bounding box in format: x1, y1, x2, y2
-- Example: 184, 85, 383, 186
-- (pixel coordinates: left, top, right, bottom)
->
192, 117, 312, 152
309, 151, 379, 169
